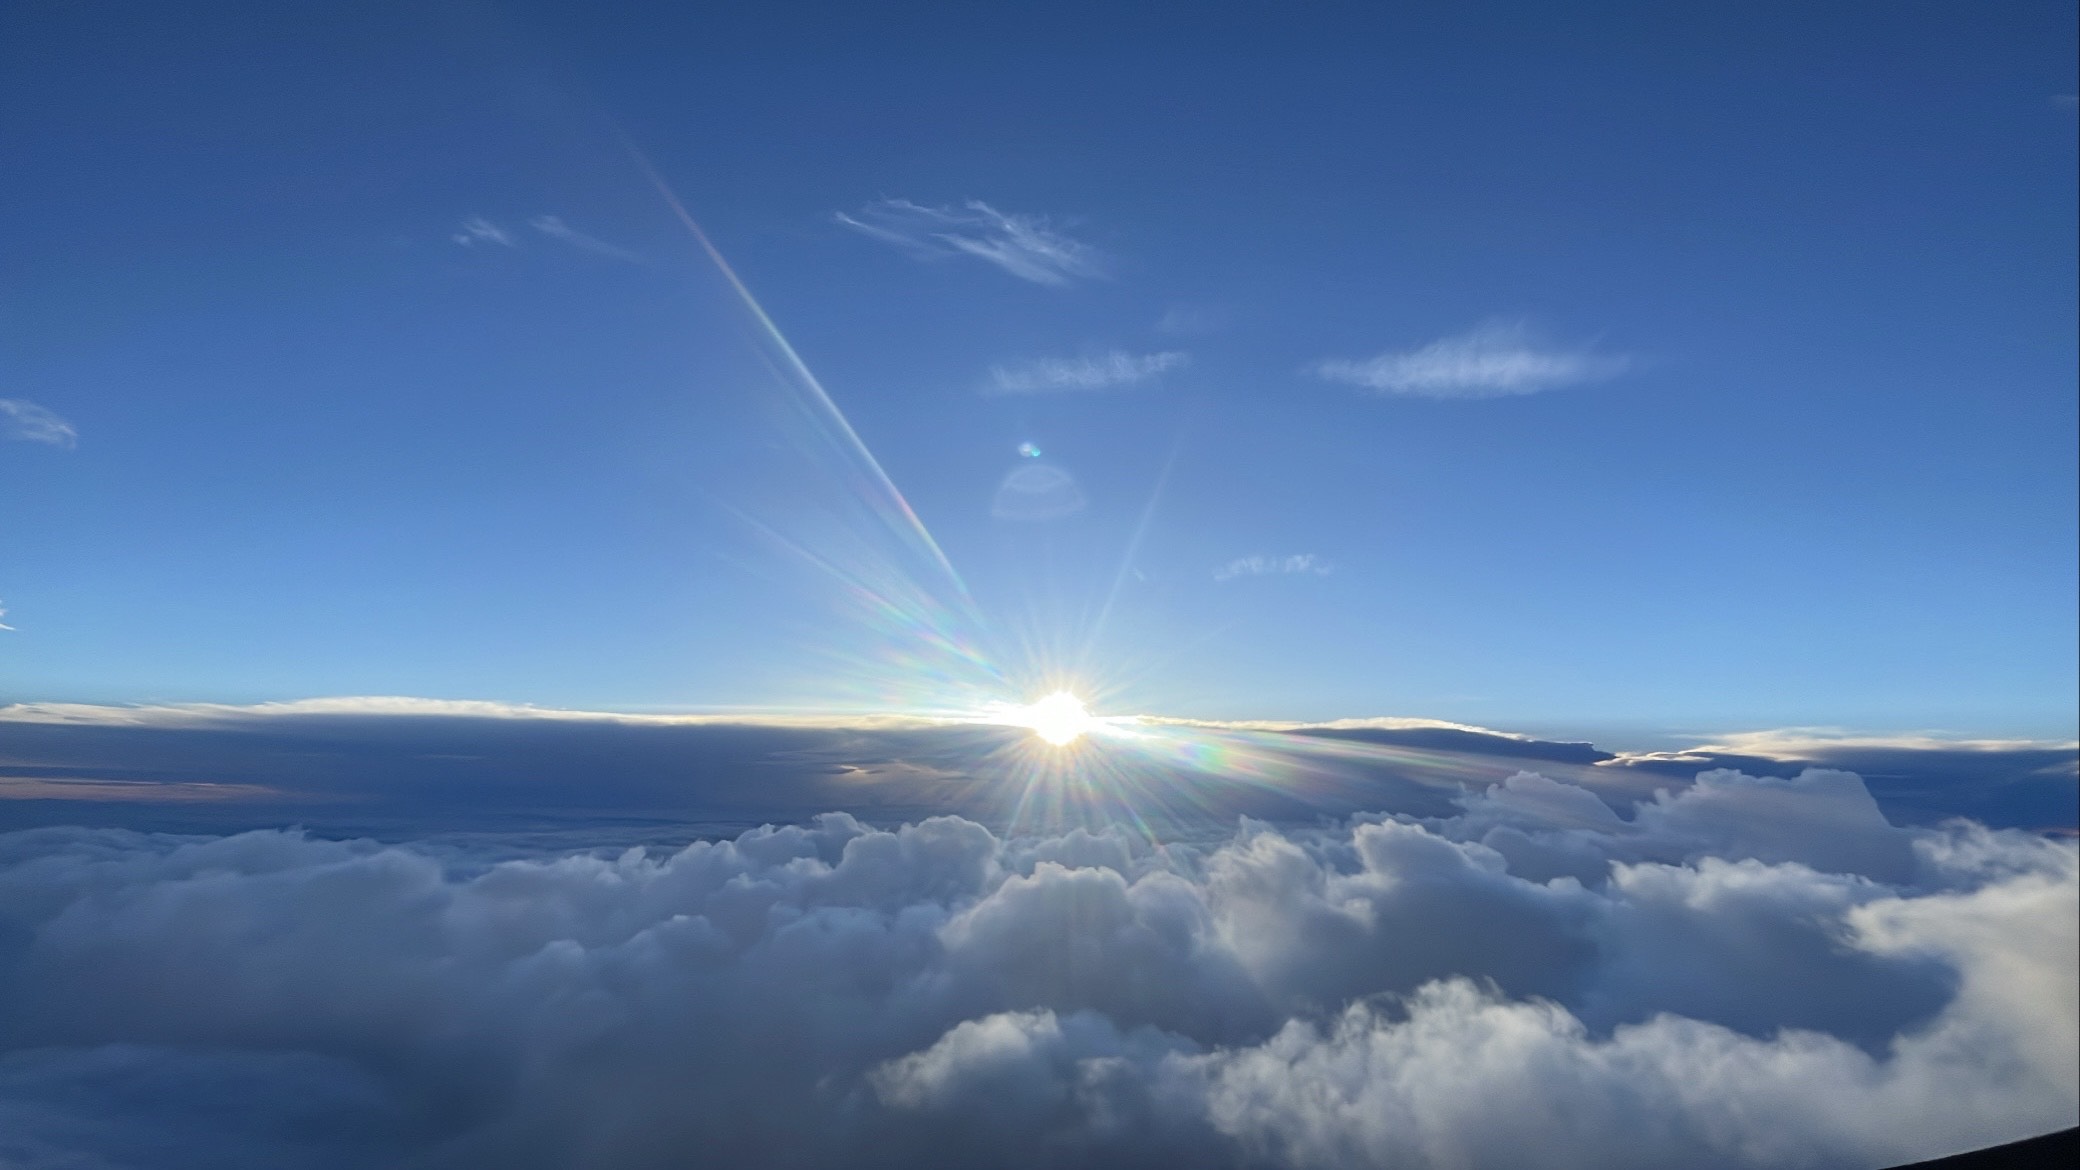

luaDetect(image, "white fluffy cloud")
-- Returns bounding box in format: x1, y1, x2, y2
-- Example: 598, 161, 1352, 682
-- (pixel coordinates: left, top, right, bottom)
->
0, 767, 2072, 1168
1315, 321, 1630, 398
834, 199, 1106, 286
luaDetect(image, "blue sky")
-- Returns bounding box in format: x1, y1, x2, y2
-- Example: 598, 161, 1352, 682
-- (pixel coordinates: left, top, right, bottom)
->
2, 1, 2075, 741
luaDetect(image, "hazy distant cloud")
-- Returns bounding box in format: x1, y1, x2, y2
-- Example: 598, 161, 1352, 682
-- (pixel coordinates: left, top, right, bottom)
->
0, 776, 280, 803
1315, 321, 1630, 399
1155, 306, 1225, 336
0, 696, 950, 729
835, 199, 1106, 286
3, 700, 2070, 839
0, 600, 13, 631
527, 215, 648, 265
984, 350, 1187, 395
1681, 727, 2080, 759
1214, 554, 1333, 582
450, 216, 513, 247
0, 768, 2069, 1167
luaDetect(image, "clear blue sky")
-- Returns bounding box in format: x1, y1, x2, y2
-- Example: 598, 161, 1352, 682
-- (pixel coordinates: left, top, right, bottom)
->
2, 1, 2074, 741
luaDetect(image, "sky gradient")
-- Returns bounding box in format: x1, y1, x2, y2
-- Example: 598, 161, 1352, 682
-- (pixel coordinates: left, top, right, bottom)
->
2, 1, 2075, 742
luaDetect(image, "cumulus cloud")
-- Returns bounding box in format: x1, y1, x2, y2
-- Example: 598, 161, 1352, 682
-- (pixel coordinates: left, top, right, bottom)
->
1214, 554, 1333, 582
0, 400, 78, 448
984, 351, 1187, 395
0, 765, 2070, 1168
1315, 321, 1630, 398
834, 199, 1106, 286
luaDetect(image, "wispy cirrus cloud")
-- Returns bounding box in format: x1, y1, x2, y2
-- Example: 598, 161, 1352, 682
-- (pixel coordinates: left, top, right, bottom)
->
450, 216, 514, 247
834, 199, 1106, 286
1214, 554, 1333, 582
984, 350, 1187, 395
1315, 320, 1630, 399
0, 399, 77, 448
450, 215, 645, 264
527, 215, 648, 264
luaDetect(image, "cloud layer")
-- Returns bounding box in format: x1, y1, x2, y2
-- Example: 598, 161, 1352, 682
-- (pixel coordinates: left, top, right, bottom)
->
835, 199, 1106, 286
984, 350, 1186, 395
1315, 321, 1630, 398
0, 400, 78, 448
0, 764, 2071, 1168
1, 701, 2071, 838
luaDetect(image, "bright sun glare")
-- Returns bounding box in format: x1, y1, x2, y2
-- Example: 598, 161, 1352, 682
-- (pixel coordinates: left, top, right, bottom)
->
1016, 691, 1096, 746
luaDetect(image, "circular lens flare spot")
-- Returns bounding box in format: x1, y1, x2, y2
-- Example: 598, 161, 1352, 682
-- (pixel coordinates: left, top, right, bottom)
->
1018, 691, 1095, 746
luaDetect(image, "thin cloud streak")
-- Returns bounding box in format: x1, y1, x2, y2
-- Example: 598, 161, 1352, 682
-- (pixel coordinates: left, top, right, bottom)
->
0, 399, 78, 448
834, 199, 1106, 286
449, 215, 646, 264
1316, 321, 1630, 398
1688, 728, 2080, 758
0, 696, 959, 729
0, 776, 283, 803
984, 350, 1187, 395
1215, 554, 1333, 582
528, 215, 649, 264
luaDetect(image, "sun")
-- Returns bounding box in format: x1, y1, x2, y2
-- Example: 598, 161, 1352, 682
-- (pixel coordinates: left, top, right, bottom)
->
1013, 691, 1097, 746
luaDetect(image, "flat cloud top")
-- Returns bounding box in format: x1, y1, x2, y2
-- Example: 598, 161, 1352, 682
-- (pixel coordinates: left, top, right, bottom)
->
0, 698, 2070, 836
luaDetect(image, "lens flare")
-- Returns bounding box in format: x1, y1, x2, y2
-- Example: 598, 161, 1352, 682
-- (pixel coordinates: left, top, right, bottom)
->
1010, 691, 1096, 745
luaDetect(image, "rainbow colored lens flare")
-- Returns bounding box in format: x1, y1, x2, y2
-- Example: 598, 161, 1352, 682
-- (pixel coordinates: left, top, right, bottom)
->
627, 142, 1589, 843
